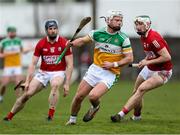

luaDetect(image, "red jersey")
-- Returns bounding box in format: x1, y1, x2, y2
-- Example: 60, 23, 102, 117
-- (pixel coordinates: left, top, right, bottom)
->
140, 29, 172, 71
34, 36, 72, 71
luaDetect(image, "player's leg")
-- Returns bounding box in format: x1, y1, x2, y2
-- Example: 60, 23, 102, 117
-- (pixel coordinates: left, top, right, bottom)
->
131, 75, 145, 120
3, 78, 44, 121
111, 75, 164, 122
14, 75, 24, 97
0, 76, 11, 102
66, 80, 93, 125
47, 76, 64, 120
83, 82, 108, 122
13, 67, 24, 97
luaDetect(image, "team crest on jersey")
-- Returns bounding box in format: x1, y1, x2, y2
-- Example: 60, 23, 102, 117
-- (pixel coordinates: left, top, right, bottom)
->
114, 38, 119, 43
50, 47, 55, 53
58, 47, 61, 51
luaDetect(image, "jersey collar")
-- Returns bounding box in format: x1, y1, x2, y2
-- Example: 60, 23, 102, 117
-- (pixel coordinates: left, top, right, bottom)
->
105, 27, 120, 35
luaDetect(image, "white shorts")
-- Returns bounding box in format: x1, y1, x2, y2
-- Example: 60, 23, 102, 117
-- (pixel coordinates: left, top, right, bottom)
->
3, 66, 22, 76
34, 70, 65, 87
83, 64, 117, 89
139, 66, 172, 84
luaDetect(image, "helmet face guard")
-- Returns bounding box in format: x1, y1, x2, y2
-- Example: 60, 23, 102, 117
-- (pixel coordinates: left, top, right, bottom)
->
134, 15, 151, 35
44, 19, 59, 40
103, 10, 123, 31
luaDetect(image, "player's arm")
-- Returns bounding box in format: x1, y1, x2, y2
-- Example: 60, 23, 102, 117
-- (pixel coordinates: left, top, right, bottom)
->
102, 52, 133, 69
22, 45, 34, 54
140, 47, 171, 66
24, 56, 39, 90
117, 52, 134, 67
71, 35, 93, 47
63, 54, 73, 97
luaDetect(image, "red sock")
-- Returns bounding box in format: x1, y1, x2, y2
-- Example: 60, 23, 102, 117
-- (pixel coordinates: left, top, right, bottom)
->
134, 111, 141, 117
48, 108, 55, 118
122, 107, 129, 114
7, 112, 14, 120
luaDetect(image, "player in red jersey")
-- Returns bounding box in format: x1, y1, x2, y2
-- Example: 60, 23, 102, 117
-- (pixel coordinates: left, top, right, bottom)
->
3, 19, 73, 121
111, 15, 173, 122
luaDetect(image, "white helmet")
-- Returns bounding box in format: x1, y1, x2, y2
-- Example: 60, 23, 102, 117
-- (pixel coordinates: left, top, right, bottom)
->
134, 15, 151, 30
106, 10, 123, 20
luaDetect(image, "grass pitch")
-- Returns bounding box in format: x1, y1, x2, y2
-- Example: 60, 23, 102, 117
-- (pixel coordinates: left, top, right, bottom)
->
0, 81, 180, 134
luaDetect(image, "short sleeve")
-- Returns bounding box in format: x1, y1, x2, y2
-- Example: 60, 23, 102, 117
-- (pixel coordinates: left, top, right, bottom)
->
34, 41, 41, 57
88, 30, 95, 41
152, 39, 165, 52
122, 38, 133, 54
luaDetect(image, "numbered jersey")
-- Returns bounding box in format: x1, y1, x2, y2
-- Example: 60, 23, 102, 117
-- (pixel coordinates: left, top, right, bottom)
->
89, 27, 132, 75
0, 37, 22, 67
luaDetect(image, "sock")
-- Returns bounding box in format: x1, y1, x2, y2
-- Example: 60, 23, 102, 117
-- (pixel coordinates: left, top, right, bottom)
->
7, 112, 14, 120
134, 111, 141, 117
69, 115, 77, 123
118, 107, 129, 117
48, 108, 55, 118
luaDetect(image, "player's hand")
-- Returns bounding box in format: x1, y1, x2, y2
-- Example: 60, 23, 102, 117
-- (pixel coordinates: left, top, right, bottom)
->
24, 81, 30, 91
67, 40, 74, 47
138, 59, 149, 68
63, 83, 69, 97
102, 61, 114, 69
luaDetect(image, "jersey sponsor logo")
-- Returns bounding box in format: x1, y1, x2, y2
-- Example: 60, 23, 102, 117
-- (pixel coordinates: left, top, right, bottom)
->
105, 45, 109, 48
95, 43, 121, 54
99, 46, 120, 54
43, 55, 59, 64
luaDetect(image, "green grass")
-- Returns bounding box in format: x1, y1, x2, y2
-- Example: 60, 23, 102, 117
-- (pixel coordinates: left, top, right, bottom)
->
0, 81, 180, 134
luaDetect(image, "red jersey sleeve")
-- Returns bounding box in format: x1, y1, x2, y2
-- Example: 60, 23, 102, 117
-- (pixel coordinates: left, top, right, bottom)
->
34, 40, 42, 57
151, 33, 165, 52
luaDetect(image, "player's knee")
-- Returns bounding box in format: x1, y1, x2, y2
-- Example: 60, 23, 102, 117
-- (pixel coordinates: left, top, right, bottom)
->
137, 86, 146, 95
89, 93, 99, 101
51, 84, 60, 91
75, 93, 85, 103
